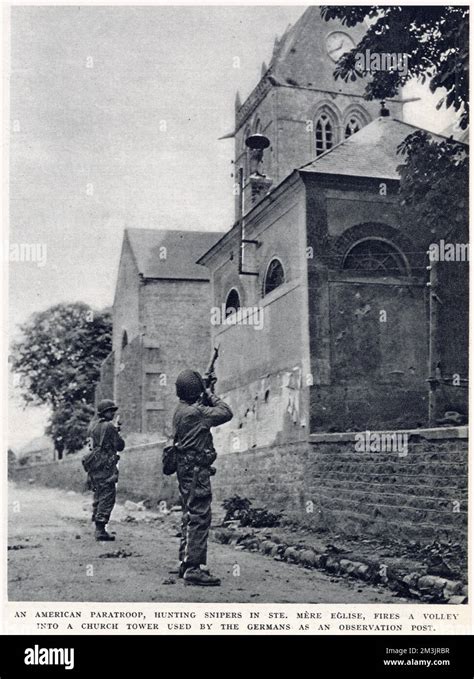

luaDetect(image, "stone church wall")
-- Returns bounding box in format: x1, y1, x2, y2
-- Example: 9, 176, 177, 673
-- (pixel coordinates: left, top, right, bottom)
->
94, 350, 115, 406
116, 335, 143, 434
305, 176, 431, 431
435, 255, 469, 420
140, 278, 215, 434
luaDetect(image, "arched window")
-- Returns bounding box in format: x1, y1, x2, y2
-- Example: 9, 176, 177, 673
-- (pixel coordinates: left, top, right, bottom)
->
264, 258, 285, 295
345, 116, 361, 138
121, 330, 128, 349
342, 239, 408, 276
315, 114, 334, 156
225, 288, 241, 317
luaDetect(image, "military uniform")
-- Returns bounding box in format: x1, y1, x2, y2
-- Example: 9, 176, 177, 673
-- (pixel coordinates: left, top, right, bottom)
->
87, 400, 125, 540
172, 380, 232, 577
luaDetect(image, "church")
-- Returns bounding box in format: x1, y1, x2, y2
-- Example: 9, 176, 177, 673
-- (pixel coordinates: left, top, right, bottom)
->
98, 7, 468, 537
200, 7, 467, 444
95, 227, 221, 435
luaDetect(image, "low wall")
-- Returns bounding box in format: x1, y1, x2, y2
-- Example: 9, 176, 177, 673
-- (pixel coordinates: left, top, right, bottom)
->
212, 428, 468, 545
10, 442, 180, 508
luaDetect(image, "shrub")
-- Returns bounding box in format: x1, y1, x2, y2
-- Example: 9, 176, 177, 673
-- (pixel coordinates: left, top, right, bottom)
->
222, 495, 281, 528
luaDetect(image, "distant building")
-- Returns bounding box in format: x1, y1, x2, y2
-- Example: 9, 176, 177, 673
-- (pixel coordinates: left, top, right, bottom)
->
96, 228, 222, 435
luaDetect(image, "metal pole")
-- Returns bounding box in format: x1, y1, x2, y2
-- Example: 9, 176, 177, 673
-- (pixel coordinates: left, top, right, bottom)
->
427, 256, 440, 426
238, 167, 244, 275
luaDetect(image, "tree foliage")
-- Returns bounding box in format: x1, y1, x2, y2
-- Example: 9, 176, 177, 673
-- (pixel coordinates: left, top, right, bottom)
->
397, 132, 468, 242
11, 303, 112, 454
321, 6, 468, 129
46, 401, 95, 456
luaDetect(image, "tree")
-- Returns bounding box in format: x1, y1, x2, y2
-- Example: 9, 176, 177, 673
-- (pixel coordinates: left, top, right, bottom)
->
321, 6, 468, 129
397, 131, 468, 242
46, 401, 95, 456
11, 303, 112, 455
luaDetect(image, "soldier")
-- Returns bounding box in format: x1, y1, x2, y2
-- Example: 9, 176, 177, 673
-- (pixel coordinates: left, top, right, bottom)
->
173, 369, 233, 586
87, 399, 125, 541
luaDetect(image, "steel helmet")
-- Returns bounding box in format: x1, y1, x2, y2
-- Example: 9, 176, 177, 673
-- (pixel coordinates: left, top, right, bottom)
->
176, 369, 204, 402
97, 399, 118, 416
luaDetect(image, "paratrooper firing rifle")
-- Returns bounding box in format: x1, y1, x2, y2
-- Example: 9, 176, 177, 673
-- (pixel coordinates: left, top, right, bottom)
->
201, 345, 219, 404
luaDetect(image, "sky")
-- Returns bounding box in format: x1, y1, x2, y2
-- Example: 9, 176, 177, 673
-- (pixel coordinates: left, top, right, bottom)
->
7, 5, 457, 449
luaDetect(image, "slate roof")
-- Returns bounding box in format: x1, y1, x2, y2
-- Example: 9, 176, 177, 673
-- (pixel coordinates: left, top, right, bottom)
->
200, 117, 467, 265
125, 228, 223, 280
300, 116, 458, 181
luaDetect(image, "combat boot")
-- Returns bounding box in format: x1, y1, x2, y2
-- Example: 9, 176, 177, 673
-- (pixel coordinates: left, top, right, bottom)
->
178, 562, 189, 578
178, 562, 209, 578
95, 522, 115, 541
184, 567, 220, 586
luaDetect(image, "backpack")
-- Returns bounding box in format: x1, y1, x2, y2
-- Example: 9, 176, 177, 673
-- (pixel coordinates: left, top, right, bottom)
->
162, 436, 178, 476
82, 422, 108, 474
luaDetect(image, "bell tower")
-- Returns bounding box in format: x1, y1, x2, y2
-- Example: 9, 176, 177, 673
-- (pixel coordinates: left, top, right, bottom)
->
233, 7, 403, 218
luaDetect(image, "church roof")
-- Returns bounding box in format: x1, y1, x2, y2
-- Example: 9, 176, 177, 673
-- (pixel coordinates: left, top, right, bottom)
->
300, 116, 460, 181
441, 120, 469, 144
125, 228, 223, 280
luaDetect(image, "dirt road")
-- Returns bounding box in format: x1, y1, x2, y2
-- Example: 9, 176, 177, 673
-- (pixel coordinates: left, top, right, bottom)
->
8, 482, 396, 603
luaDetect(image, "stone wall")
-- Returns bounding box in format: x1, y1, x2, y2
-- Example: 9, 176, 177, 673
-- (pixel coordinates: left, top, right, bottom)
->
141, 278, 213, 435
435, 254, 469, 420
312, 278, 428, 431
116, 336, 143, 434
210, 180, 310, 453
95, 350, 115, 406
212, 428, 468, 545
304, 176, 432, 431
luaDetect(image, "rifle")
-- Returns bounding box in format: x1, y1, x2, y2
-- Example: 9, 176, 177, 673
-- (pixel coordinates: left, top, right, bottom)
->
202, 345, 219, 404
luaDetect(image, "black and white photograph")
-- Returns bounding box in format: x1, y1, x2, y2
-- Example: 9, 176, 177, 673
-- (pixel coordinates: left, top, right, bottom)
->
4, 2, 470, 622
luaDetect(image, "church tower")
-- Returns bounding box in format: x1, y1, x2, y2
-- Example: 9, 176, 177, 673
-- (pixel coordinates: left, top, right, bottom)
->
234, 7, 403, 217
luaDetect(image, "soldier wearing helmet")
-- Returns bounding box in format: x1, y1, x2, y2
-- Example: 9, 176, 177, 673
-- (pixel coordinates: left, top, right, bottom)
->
87, 399, 125, 541
172, 368, 233, 586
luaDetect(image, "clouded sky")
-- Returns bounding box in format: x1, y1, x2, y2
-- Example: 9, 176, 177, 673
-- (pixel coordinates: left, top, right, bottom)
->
7, 5, 456, 447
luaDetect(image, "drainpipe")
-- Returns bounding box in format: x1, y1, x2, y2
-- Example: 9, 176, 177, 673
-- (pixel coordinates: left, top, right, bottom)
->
427, 256, 441, 425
